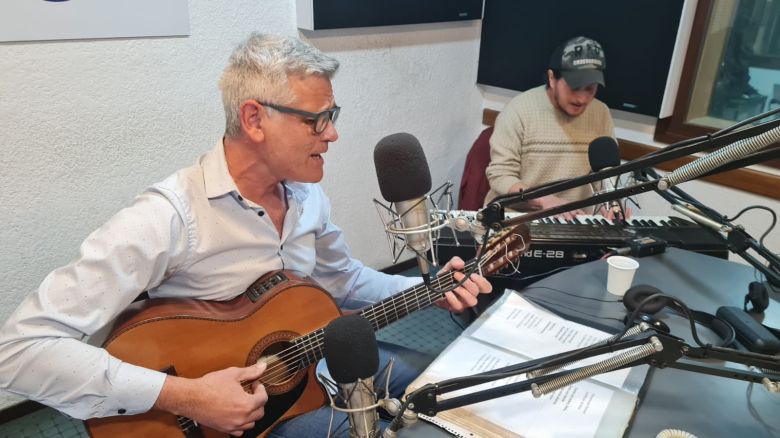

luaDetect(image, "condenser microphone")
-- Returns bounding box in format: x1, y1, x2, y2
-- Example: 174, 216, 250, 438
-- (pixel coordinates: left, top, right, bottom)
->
324, 314, 380, 438
588, 136, 624, 219
374, 133, 434, 283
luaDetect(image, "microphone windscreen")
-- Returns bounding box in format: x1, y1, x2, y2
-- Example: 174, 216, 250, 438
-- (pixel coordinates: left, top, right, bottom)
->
323, 314, 379, 383
588, 136, 621, 171
374, 133, 432, 202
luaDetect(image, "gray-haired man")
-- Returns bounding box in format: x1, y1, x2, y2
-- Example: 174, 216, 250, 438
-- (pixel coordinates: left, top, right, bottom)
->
0, 33, 491, 437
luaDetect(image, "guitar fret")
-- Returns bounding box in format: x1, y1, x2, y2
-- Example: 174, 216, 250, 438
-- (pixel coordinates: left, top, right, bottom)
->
402, 288, 410, 320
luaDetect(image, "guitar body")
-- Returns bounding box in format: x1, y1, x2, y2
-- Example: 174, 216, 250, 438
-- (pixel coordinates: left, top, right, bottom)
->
85, 270, 341, 438
83, 223, 531, 437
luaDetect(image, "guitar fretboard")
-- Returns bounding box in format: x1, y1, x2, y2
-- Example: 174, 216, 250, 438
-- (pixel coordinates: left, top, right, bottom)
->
292, 259, 479, 370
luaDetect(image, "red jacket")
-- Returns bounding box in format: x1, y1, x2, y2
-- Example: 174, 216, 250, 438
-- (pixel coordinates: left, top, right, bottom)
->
458, 127, 493, 211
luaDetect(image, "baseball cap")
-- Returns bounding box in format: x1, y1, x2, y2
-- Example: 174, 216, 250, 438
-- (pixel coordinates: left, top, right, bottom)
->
549, 36, 606, 89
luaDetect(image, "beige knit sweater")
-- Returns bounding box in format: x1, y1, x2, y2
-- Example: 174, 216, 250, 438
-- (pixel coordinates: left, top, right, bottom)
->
485, 85, 615, 208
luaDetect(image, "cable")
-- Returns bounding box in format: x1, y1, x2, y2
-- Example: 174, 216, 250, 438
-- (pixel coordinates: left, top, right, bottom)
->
492, 265, 572, 281
656, 429, 698, 438
448, 311, 466, 330
522, 286, 622, 303
616, 293, 709, 348
724, 205, 777, 247
523, 295, 625, 323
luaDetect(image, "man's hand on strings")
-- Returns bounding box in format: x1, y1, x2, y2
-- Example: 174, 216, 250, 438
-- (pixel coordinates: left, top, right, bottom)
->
434, 256, 492, 313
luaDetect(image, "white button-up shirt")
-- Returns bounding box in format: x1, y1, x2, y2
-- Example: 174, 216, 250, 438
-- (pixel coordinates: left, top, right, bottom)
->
0, 142, 418, 419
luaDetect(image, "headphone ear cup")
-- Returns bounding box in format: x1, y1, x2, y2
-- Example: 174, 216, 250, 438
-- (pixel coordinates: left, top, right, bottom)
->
623, 284, 666, 314
746, 281, 770, 313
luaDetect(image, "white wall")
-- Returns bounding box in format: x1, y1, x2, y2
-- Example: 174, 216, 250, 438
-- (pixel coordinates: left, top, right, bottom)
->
0, 1, 484, 410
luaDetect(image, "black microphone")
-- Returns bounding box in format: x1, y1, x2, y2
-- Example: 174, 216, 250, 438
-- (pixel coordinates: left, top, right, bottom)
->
374, 133, 434, 283
588, 136, 624, 219
324, 314, 380, 438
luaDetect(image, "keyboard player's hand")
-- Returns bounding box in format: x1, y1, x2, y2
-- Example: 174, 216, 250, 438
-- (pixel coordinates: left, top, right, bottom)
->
598, 204, 633, 221
535, 195, 585, 221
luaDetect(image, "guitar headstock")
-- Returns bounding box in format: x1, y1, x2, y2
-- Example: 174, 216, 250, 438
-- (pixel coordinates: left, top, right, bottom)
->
476, 224, 531, 277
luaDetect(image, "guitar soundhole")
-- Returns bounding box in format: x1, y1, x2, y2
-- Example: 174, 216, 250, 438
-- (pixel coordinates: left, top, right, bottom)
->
247, 330, 305, 395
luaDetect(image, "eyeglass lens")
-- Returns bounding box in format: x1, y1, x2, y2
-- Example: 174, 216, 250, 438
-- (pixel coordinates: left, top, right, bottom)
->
315, 107, 339, 133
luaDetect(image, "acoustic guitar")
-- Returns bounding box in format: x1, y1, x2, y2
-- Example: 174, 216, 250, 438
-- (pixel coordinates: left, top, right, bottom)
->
84, 224, 530, 437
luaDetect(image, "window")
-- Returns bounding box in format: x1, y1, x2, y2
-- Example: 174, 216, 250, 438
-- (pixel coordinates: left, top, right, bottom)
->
656, 0, 780, 170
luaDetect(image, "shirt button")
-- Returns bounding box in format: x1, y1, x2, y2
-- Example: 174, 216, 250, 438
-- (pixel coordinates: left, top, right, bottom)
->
118, 408, 127, 414
258, 211, 265, 217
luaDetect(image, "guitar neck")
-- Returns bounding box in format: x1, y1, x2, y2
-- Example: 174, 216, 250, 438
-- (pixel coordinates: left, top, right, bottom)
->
359, 267, 465, 330
292, 260, 477, 370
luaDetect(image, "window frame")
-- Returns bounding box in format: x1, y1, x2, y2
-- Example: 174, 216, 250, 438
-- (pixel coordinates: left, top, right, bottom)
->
654, 0, 780, 170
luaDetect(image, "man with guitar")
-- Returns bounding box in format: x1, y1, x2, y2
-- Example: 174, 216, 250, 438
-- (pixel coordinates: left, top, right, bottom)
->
0, 33, 492, 437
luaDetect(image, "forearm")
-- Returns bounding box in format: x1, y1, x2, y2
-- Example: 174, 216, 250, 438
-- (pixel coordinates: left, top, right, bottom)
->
152, 364, 269, 435
153, 375, 198, 416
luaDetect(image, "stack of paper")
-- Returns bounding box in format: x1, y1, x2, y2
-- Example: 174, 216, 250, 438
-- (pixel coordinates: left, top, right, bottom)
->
407, 291, 648, 438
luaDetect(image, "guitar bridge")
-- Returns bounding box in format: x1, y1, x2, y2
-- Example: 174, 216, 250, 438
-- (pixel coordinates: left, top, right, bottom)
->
246, 272, 289, 302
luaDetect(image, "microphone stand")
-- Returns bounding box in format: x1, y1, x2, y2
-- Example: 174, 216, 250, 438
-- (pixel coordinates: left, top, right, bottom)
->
634, 167, 780, 287
390, 325, 780, 426
385, 113, 780, 432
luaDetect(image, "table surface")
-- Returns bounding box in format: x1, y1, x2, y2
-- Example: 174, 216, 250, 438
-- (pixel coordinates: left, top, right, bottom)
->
400, 248, 780, 438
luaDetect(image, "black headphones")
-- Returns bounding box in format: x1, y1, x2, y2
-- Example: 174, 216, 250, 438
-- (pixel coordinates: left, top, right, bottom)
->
623, 284, 736, 348
744, 281, 770, 313
622, 284, 666, 314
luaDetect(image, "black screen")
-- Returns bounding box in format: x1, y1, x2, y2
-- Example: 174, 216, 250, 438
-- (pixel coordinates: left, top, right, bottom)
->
310, 0, 483, 30
477, 0, 684, 116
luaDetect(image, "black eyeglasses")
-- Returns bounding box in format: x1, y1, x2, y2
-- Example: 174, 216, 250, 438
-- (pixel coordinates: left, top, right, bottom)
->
259, 102, 340, 134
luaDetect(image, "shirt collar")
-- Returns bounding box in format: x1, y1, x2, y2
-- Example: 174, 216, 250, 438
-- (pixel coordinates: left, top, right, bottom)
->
201, 140, 311, 203
202, 141, 238, 199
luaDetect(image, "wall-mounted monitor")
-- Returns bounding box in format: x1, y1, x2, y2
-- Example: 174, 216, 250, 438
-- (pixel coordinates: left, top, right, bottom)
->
477, 0, 684, 117
297, 0, 483, 30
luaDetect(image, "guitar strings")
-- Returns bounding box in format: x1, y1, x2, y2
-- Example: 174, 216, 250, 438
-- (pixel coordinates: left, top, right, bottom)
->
177, 275, 457, 431
176, 269, 457, 432
179, 237, 523, 430
241, 272, 456, 389
243, 235, 521, 390
241, 261, 477, 391
246, 238, 524, 390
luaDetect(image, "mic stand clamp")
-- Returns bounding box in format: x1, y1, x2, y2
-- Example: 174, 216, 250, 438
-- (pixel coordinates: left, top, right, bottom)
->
725, 226, 780, 287
476, 202, 506, 232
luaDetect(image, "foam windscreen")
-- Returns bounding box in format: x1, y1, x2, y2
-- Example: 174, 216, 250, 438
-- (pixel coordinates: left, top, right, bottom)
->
588, 136, 621, 171
374, 132, 432, 202
323, 314, 379, 383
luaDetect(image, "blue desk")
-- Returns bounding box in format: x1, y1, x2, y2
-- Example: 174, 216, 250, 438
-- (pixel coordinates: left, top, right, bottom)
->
401, 248, 780, 437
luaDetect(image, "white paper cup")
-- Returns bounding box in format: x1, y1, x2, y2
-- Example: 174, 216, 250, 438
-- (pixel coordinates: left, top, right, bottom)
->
606, 256, 640, 296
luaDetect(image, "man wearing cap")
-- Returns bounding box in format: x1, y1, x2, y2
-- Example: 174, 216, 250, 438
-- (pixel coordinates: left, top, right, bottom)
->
485, 36, 615, 220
